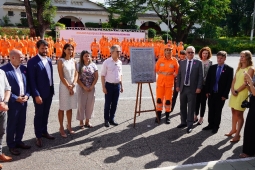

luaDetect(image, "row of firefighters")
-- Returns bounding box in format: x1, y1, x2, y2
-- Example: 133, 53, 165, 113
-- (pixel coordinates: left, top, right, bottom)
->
0, 35, 184, 62
90, 36, 184, 60
0, 35, 77, 63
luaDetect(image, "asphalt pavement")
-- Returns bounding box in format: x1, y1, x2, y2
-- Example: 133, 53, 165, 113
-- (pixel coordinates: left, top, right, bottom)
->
1, 54, 255, 170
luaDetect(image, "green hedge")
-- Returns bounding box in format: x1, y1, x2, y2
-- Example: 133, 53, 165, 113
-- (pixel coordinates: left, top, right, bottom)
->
186, 38, 255, 54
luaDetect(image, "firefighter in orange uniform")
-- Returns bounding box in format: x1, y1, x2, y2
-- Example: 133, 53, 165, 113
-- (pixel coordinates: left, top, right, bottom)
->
28, 37, 36, 58
177, 41, 184, 57
155, 44, 179, 124
54, 38, 64, 63
20, 36, 28, 61
90, 38, 100, 61
13, 37, 24, 52
0, 37, 11, 64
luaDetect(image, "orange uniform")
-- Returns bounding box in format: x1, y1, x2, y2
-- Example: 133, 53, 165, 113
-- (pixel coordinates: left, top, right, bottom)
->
155, 51, 179, 113
177, 42, 184, 57
54, 41, 64, 58
0, 39, 11, 57
172, 42, 177, 56
21, 39, 28, 55
28, 40, 36, 58
90, 41, 100, 59
13, 40, 24, 52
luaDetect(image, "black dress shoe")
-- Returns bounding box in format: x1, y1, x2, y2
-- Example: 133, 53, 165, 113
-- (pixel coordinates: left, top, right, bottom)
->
36, 138, 43, 147
109, 121, 119, 126
9, 148, 20, 155
42, 133, 55, 140
187, 127, 193, 133
193, 119, 198, 123
202, 125, 213, 130
177, 124, 187, 128
105, 120, 110, 127
212, 129, 218, 134
16, 143, 31, 149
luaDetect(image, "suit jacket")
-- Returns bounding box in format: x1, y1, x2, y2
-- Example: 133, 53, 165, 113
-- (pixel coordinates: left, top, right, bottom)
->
177, 59, 203, 93
205, 64, 233, 99
0, 63, 30, 104
27, 55, 54, 99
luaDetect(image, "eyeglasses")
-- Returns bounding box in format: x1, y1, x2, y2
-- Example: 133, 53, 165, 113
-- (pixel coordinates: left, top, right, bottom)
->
115, 51, 121, 53
187, 52, 194, 54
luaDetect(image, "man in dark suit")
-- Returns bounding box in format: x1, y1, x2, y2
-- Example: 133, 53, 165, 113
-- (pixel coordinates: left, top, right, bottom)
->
1, 49, 31, 155
203, 51, 233, 133
176, 46, 203, 133
27, 40, 55, 147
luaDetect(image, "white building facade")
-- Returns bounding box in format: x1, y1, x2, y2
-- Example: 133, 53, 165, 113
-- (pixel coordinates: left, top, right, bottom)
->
0, 0, 169, 31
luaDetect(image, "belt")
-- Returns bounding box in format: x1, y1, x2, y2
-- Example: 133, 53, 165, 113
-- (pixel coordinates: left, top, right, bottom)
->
157, 72, 173, 76
184, 85, 190, 87
106, 82, 119, 85
213, 91, 218, 93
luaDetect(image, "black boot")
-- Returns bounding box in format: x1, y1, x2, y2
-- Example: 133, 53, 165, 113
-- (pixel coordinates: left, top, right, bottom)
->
165, 112, 170, 124
155, 111, 162, 123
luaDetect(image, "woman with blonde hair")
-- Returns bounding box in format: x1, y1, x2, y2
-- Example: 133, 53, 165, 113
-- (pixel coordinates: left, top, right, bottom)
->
194, 47, 213, 125
227, 50, 254, 142
76, 50, 98, 128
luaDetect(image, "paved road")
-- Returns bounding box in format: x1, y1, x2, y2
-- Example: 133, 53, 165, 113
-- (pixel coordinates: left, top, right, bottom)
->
1, 55, 254, 170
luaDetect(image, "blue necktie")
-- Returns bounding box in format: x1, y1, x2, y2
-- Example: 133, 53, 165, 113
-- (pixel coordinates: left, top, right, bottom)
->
214, 66, 222, 91
185, 61, 192, 85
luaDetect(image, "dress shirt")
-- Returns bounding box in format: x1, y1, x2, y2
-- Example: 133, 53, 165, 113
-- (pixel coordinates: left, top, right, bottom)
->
11, 64, 24, 96
0, 69, 11, 101
184, 59, 194, 86
38, 54, 52, 86
101, 57, 122, 84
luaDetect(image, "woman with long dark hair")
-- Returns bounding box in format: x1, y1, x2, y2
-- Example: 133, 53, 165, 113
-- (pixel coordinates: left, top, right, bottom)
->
57, 43, 78, 137
76, 50, 98, 128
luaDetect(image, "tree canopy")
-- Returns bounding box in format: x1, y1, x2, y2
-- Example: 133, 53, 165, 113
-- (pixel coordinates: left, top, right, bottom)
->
105, 0, 148, 29
148, 0, 231, 41
24, 0, 56, 38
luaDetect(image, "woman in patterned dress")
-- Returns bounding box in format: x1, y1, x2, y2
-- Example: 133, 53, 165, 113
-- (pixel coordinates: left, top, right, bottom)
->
76, 50, 98, 129
57, 44, 78, 137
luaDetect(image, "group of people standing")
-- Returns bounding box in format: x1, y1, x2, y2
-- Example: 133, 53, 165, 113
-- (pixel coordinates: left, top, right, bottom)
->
0, 36, 255, 169
156, 45, 255, 158
0, 39, 123, 169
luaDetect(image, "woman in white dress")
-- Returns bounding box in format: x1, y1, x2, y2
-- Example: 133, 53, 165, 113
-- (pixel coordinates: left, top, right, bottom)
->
57, 43, 78, 137
77, 50, 98, 128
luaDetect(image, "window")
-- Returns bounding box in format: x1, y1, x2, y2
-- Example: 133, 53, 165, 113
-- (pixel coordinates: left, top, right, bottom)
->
21, 12, 26, 18
8, 11, 14, 16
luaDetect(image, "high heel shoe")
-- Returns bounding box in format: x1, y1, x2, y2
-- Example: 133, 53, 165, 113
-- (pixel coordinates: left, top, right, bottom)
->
225, 130, 237, 137
230, 135, 240, 143
66, 124, 75, 134
59, 129, 67, 138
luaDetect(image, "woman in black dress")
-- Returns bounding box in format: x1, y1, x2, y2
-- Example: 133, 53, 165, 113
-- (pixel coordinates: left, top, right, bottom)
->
240, 72, 255, 158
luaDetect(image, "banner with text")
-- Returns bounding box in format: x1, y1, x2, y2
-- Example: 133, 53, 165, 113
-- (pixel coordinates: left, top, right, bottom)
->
59, 30, 145, 53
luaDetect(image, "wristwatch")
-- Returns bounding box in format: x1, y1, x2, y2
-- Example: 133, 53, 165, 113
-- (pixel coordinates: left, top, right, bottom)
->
234, 90, 238, 94
4, 101, 8, 105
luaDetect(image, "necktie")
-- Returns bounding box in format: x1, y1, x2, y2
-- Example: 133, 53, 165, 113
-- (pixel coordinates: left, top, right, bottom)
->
214, 66, 222, 91
185, 61, 192, 85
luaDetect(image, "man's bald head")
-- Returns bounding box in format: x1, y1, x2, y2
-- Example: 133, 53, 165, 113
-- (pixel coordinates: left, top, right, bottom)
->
9, 49, 23, 67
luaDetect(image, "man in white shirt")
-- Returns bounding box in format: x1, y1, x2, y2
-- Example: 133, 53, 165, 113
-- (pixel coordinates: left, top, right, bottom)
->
1, 49, 31, 156
0, 67, 12, 168
101, 45, 123, 127
27, 40, 55, 148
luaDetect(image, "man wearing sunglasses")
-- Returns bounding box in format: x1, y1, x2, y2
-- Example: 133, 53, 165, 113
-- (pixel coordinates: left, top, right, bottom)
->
176, 46, 203, 133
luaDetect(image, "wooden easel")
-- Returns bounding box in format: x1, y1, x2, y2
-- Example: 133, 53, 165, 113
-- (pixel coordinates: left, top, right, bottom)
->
133, 82, 157, 127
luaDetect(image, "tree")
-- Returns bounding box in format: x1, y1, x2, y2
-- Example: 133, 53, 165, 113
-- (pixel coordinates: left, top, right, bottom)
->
225, 0, 254, 36
24, 0, 56, 38
105, 0, 147, 29
148, 0, 231, 42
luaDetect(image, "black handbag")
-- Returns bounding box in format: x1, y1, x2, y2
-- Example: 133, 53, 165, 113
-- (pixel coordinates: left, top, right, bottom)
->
241, 94, 252, 108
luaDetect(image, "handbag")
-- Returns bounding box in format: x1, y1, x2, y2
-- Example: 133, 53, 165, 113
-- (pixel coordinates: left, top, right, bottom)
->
241, 94, 252, 108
